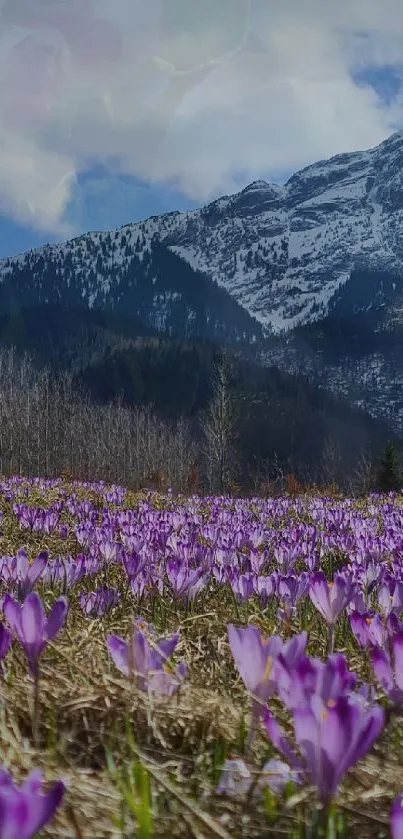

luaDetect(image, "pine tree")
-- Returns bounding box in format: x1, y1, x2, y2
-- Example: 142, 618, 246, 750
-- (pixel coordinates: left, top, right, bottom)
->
375, 441, 402, 493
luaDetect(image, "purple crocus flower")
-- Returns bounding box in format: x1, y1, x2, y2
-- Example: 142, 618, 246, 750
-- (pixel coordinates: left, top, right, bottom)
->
264, 693, 384, 805
130, 573, 148, 600
231, 573, 254, 602
98, 539, 121, 565
166, 559, 206, 601
227, 625, 279, 707
59, 524, 69, 540
0, 766, 65, 839
277, 573, 310, 623
310, 572, 355, 653
3, 592, 68, 677
391, 795, 403, 839
350, 611, 387, 650
216, 759, 252, 797
347, 590, 367, 615
253, 574, 275, 606
0, 622, 12, 664
80, 586, 121, 618
0, 551, 48, 600
14, 505, 39, 531
371, 630, 403, 704
216, 757, 298, 798
378, 580, 403, 618
42, 510, 61, 535
227, 624, 307, 739
274, 544, 300, 574
107, 626, 187, 696
258, 758, 300, 795
309, 572, 355, 625
388, 612, 403, 637
275, 653, 357, 711
15, 551, 48, 601
121, 550, 146, 580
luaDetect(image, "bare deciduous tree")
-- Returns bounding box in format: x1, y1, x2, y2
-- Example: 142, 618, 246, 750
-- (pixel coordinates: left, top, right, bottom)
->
321, 434, 343, 487
200, 355, 238, 494
350, 449, 375, 496
0, 348, 197, 493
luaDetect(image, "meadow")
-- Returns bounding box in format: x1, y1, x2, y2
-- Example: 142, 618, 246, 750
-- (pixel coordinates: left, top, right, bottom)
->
0, 477, 403, 838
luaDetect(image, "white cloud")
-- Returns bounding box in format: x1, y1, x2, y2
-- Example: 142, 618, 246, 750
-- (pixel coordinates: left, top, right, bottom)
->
0, 0, 403, 232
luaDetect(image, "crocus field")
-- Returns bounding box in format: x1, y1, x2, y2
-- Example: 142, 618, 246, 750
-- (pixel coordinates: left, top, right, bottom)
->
3, 481, 403, 837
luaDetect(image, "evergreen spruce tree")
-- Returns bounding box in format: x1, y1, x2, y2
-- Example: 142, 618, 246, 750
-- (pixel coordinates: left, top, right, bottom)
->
376, 441, 402, 493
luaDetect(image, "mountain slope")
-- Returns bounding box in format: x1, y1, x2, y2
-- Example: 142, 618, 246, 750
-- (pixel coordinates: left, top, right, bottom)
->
0, 239, 264, 354
4, 131, 403, 428
0, 300, 392, 487
2, 131, 403, 336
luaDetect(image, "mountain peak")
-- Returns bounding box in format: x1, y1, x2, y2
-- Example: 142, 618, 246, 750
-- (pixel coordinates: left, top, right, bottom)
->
4, 130, 403, 337
243, 180, 271, 190
241, 180, 284, 196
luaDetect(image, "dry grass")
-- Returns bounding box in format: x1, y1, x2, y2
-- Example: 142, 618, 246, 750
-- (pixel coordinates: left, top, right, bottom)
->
0, 481, 400, 837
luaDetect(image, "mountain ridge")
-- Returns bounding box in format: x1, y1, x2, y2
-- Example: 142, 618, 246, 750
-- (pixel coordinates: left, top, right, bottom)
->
4, 131, 403, 430
3, 130, 403, 336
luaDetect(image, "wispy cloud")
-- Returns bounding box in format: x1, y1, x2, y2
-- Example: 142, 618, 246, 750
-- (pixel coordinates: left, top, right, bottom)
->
0, 0, 402, 234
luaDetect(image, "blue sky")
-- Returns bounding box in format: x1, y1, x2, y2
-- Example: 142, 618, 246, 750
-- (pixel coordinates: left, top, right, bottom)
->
0, 0, 402, 259
0, 169, 202, 259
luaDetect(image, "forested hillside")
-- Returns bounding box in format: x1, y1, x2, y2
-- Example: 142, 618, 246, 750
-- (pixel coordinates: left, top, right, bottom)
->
0, 303, 394, 493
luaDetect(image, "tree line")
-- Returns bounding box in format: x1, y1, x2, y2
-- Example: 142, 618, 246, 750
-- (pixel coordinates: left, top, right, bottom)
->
0, 346, 396, 497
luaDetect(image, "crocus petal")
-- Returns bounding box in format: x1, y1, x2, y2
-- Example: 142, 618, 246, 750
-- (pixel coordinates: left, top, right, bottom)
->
22, 768, 43, 794
152, 633, 179, 668
350, 612, 370, 648
3, 595, 22, 638
282, 631, 308, 668
320, 699, 357, 799
28, 552, 48, 584
30, 780, 65, 834
259, 758, 300, 794
309, 573, 331, 623
132, 630, 150, 683
216, 759, 252, 797
372, 648, 395, 695
107, 635, 129, 676
263, 709, 303, 771
0, 622, 12, 660
369, 614, 387, 648
45, 597, 68, 641
21, 593, 45, 644
147, 669, 181, 697
228, 624, 271, 694
293, 705, 322, 793
320, 654, 357, 702
391, 795, 403, 839
348, 703, 384, 766
378, 585, 393, 617
388, 613, 403, 637
393, 632, 403, 692
0, 768, 14, 788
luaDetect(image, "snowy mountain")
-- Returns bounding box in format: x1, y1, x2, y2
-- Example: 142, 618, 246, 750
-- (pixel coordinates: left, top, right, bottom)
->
3, 130, 403, 333
4, 130, 403, 428
166, 130, 403, 333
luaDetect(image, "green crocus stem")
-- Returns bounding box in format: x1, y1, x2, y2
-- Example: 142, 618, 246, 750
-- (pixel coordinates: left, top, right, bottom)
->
245, 714, 258, 754
33, 668, 40, 748
315, 801, 332, 838
231, 588, 241, 621
328, 623, 335, 656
